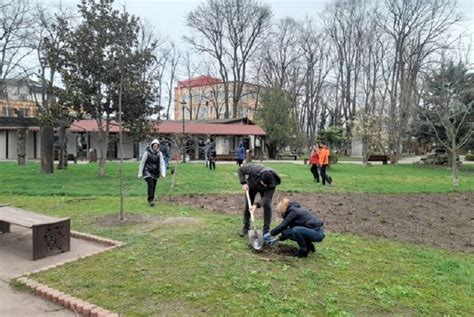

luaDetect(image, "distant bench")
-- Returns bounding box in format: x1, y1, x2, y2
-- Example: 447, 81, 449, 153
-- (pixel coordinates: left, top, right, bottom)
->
368, 154, 390, 165
67, 154, 77, 163
216, 154, 236, 161
0, 204, 70, 260
277, 152, 298, 160
54, 153, 77, 163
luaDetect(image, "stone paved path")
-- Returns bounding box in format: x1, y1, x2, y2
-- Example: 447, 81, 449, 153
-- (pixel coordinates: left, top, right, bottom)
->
0, 226, 107, 317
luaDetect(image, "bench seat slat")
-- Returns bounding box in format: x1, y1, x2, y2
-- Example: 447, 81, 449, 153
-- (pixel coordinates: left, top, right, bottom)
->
0, 206, 68, 228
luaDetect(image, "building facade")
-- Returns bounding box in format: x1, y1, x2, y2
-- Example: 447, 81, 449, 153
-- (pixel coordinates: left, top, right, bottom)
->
0, 79, 43, 118
0, 119, 266, 161
174, 75, 262, 121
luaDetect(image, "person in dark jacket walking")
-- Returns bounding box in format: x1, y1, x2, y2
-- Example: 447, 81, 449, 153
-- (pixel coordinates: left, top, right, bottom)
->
138, 139, 166, 206
159, 141, 171, 169
238, 163, 281, 236
266, 198, 325, 258
208, 145, 217, 170
236, 142, 246, 166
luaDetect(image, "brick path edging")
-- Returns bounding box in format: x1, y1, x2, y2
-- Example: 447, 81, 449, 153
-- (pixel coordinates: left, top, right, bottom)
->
14, 231, 125, 317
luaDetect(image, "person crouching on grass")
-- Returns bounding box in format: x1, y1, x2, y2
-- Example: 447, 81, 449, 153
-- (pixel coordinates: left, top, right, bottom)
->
265, 198, 325, 258
138, 139, 166, 206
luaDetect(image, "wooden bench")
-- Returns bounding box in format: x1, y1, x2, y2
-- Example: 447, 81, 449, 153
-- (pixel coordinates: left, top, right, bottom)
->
368, 154, 390, 165
277, 152, 298, 160
0, 205, 70, 260
67, 153, 77, 164
216, 154, 236, 161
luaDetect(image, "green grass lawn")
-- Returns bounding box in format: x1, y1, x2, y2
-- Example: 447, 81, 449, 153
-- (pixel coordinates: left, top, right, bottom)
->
0, 161, 473, 196
1, 162, 473, 316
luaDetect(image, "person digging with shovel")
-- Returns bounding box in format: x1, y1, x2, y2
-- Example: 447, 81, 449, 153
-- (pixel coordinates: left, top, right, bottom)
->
265, 198, 325, 258
238, 163, 281, 239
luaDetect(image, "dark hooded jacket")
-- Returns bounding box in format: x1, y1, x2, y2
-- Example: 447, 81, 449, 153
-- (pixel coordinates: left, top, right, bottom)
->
138, 139, 166, 179
270, 202, 324, 236
236, 143, 246, 160
238, 163, 281, 191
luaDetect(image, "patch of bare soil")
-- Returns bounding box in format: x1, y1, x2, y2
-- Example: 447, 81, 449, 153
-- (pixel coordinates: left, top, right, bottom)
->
163, 192, 474, 253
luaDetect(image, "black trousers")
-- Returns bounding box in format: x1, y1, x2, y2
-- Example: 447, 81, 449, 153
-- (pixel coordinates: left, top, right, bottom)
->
320, 165, 331, 185
209, 160, 216, 170
310, 164, 320, 182
243, 187, 275, 234
145, 177, 158, 202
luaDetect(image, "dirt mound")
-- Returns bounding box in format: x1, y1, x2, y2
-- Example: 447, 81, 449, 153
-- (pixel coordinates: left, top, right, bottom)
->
163, 192, 474, 253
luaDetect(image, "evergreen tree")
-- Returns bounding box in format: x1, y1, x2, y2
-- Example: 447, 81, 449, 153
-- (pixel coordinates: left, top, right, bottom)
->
257, 86, 301, 158
44, 0, 158, 176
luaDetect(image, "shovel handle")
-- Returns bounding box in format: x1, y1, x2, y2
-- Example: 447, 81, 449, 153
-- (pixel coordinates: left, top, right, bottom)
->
245, 190, 255, 223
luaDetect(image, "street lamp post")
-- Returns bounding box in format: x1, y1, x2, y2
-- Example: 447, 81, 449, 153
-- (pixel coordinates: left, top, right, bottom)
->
180, 100, 187, 163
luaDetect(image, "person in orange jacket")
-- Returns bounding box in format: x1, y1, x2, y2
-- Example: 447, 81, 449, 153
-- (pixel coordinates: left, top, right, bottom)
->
319, 142, 332, 185
309, 144, 320, 183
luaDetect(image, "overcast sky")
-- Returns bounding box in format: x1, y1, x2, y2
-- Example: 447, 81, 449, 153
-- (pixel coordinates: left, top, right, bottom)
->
46, 0, 474, 64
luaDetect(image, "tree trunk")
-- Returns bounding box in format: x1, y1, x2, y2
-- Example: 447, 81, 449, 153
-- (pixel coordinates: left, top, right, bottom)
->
57, 124, 68, 170
40, 126, 54, 174
17, 127, 27, 166
98, 131, 108, 177
362, 137, 368, 165
451, 141, 459, 189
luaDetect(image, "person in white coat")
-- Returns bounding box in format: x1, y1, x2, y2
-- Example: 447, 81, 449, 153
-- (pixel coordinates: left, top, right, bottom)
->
138, 139, 166, 206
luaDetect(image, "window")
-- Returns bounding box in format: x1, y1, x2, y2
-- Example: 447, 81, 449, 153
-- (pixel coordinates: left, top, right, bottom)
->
17, 108, 30, 117
2, 107, 15, 116
19, 94, 29, 101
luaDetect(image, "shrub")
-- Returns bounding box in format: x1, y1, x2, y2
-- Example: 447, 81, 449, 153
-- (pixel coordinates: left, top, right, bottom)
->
465, 153, 474, 161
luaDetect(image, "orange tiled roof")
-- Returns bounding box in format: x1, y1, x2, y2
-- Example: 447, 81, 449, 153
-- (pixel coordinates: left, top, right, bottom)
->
67, 119, 265, 136
177, 75, 222, 88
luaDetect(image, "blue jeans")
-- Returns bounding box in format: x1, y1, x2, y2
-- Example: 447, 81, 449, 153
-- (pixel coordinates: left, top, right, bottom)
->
280, 226, 325, 251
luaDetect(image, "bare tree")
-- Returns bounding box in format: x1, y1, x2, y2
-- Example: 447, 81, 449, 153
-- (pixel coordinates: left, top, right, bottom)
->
378, 0, 460, 163
299, 18, 332, 144
358, 9, 391, 161
323, 0, 367, 151
418, 60, 473, 188
186, 0, 271, 118
164, 42, 180, 120
0, 0, 33, 81
259, 18, 301, 90
179, 51, 202, 120
138, 20, 168, 119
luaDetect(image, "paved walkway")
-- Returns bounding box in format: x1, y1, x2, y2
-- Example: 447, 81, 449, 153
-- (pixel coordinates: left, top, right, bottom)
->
0, 226, 108, 317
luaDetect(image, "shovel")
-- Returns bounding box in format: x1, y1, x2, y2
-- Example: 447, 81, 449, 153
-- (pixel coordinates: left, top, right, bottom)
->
246, 190, 263, 251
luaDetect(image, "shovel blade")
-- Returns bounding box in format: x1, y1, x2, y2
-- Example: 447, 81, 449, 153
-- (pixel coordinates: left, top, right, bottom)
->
248, 229, 264, 250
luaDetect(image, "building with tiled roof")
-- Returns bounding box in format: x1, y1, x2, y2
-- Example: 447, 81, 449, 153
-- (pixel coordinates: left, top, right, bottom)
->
174, 75, 263, 121
1, 118, 266, 161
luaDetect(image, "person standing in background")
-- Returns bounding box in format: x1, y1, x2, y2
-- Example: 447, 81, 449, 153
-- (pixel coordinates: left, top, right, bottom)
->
204, 139, 211, 167
319, 142, 332, 186
309, 144, 320, 183
236, 142, 246, 166
160, 141, 170, 169
208, 144, 217, 170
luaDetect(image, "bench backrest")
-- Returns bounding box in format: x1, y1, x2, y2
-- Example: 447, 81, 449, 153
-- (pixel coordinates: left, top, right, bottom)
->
0, 206, 69, 228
